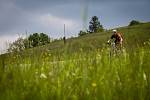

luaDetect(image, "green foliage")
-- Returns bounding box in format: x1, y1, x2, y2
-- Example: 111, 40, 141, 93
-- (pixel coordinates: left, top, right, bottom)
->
23, 38, 30, 49
89, 16, 103, 33
28, 33, 40, 47
7, 33, 50, 53
28, 33, 50, 47
78, 30, 88, 36
129, 20, 141, 26
7, 37, 26, 52
97, 27, 104, 32
39, 33, 50, 45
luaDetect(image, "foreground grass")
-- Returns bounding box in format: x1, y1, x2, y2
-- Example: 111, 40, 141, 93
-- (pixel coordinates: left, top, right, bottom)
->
0, 45, 150, 100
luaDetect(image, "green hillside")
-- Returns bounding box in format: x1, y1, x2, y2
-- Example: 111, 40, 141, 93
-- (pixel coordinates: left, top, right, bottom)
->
41, 22, 150, 53
1, 22, 150, 59
69, 22, 150, 48
1, 22, 150, 57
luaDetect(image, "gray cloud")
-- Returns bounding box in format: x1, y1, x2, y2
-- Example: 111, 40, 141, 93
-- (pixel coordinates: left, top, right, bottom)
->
0, 0, 150, 36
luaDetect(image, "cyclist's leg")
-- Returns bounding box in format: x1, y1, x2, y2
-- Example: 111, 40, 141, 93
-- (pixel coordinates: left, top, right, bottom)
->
115, 42, 122, 54
112, 42, 116, 54
119, 41, 124, 53
110, 42, 115, 57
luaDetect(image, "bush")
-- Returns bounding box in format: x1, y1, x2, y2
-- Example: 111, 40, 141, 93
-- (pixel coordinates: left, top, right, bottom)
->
129, 20, 141, 26
89, 16, 104, 33
7, 37, 26, 52
7, 33, 51, 53
28, 33, 50, 47
78, 30, 88, 36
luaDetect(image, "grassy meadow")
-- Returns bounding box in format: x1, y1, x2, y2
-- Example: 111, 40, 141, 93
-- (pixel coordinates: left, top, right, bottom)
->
0, 22, 150, 100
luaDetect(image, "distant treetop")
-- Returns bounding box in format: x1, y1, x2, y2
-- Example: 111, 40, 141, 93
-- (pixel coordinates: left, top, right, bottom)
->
89, 16, 104, 33
129, 20, 141, 26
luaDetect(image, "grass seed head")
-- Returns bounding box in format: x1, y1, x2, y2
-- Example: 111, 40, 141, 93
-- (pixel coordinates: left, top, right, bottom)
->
40, 73, 47, 79
92, 82, 97, 87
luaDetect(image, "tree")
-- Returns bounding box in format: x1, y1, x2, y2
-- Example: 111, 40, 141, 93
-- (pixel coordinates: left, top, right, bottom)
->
39, 33, 50, 45
23, 38, 31, 49
7, 37, 25, 52
129, 20, 141, 26
28, 33, 40, 47
89, 16, 103, 33
78, 30, 88, 36
7, 33, 50, 53
28, 33, 50, 47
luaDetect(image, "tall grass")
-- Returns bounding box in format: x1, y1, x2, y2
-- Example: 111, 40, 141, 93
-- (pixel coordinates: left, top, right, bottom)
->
0, 44, 150, 100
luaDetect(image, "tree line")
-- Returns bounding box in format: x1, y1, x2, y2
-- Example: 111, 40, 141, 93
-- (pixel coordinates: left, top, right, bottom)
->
78, 16, 104, 36
7, 33, 50, 52
78, 16, 142, 36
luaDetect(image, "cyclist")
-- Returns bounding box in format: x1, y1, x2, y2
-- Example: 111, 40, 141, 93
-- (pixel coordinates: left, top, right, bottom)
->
107, 29, 123, 50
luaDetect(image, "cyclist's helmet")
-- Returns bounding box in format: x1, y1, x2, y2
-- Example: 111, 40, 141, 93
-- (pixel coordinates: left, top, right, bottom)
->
112, 29, 117, 33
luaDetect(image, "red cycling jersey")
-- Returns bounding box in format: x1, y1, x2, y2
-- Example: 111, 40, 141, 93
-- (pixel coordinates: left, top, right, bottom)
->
111, 33, 123, 44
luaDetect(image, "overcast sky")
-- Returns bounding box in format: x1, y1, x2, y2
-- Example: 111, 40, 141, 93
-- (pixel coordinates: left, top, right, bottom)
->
0, 0, 150, 53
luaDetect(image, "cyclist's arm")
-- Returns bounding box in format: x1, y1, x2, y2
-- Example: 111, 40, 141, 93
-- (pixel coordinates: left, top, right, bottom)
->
107, 35, 113, 44
111, 34, 115, 39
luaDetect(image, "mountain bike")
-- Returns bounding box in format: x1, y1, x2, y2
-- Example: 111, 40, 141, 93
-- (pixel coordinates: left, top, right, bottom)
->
107, 39, 122, 57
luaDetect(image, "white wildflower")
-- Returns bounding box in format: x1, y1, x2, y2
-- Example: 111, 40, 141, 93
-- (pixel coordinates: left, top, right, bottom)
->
40, 73, 47, 79
143, 72, 147, 81
92, 82, 97, 87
